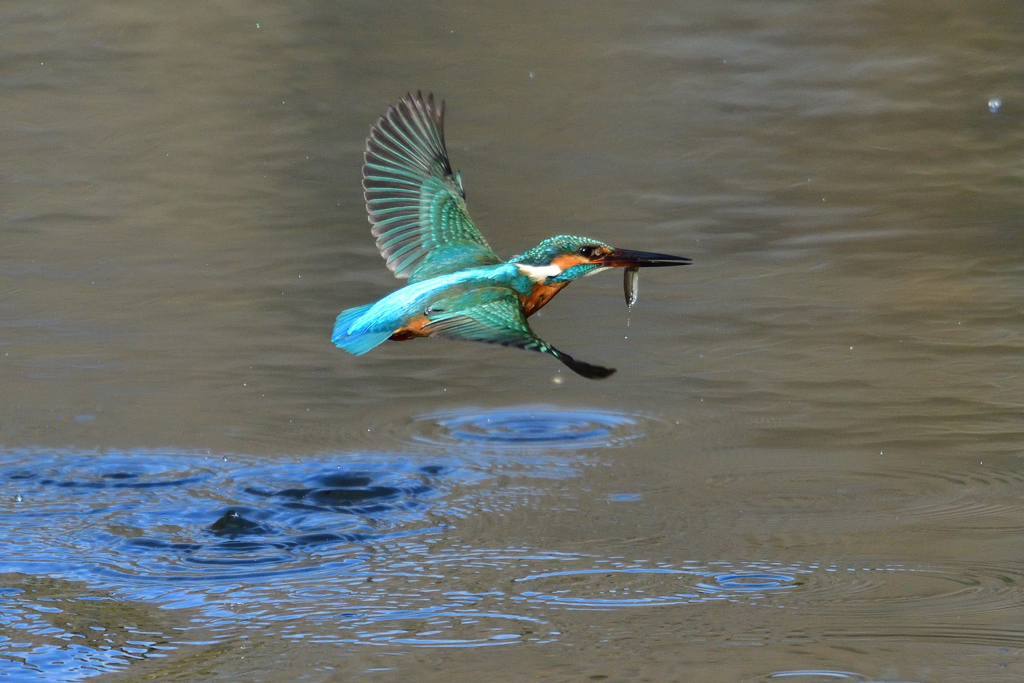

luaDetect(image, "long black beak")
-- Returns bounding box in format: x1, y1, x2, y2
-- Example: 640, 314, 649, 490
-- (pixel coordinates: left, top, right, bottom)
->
598, 248, 692, 268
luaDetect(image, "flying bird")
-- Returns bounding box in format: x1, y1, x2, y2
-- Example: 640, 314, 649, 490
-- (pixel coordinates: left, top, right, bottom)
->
332, 92, 691, 379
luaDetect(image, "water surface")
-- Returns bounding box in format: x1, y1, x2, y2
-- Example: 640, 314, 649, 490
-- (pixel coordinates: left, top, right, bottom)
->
2, 0, 1022, 681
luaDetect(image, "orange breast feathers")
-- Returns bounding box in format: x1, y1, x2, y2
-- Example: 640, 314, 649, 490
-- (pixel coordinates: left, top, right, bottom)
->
520, 254, 588, 316
524, 280, 573, 317
522, 281, 568, 317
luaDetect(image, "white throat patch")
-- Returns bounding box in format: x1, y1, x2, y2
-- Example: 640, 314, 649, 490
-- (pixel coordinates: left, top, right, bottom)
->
516, 263, 563, 283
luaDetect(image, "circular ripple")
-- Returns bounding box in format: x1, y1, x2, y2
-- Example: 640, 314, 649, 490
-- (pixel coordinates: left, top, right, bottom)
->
766, 673, 869, 681
413, 405, 647, 451
704, 572, 797, 592
784, 562, 1024, 620
749, 671, 925, 683
752, 671, 921, 683
341, 612, 540, 648
514, 565, 797, 610
703, 462, 1024, 534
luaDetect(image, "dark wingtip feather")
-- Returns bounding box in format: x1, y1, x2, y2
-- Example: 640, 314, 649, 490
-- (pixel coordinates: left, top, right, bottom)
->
553, 351, 616, 380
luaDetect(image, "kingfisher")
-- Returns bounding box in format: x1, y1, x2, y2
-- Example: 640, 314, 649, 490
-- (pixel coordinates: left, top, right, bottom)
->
332, 92, 691, 379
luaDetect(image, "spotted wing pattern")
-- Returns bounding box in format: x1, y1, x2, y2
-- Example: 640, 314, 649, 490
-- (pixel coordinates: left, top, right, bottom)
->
422, 290, 615, 379
362, 92, 501, 282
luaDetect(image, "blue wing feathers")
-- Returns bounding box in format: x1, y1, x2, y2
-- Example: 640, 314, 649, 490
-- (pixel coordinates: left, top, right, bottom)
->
362, 92, 499, 280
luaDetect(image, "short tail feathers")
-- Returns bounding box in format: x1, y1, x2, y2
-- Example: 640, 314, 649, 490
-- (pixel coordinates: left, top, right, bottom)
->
549, 348, 616, 380
332, 304, 391, 356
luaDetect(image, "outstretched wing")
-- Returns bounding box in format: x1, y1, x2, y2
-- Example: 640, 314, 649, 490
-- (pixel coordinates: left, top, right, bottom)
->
363, 92, 501, 282
422, 290, 615, 380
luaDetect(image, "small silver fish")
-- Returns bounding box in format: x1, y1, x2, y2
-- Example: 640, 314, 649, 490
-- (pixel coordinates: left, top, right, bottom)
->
624, 266, 639, 310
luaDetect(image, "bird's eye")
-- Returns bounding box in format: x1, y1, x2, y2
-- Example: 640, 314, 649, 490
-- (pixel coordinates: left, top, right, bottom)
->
578, 246, 596, 258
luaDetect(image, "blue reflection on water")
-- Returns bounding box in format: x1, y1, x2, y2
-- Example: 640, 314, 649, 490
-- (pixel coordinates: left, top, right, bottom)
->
0, 407, 920, 682
0, 406, 647, 678
0, 452, 453, 582
0, 448, 563, 587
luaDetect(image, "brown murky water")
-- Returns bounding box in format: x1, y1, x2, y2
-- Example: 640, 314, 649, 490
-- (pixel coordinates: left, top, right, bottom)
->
2, 1, 1022, 681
